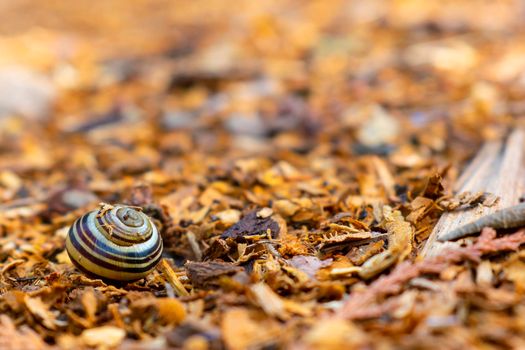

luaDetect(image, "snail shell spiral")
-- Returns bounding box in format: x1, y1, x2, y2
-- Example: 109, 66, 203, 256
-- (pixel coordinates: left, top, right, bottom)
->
65, 204, 163, 282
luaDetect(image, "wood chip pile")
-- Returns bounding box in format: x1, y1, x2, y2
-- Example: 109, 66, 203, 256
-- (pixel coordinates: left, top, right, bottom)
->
1, 1, 525, 349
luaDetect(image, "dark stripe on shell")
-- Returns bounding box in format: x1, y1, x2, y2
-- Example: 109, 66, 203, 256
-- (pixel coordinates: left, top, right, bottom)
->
73, 215, 162, 267
69, 226, 162, 273
76, 214, 161, 262
70, 218, 162, 271
69, 254, 154, 282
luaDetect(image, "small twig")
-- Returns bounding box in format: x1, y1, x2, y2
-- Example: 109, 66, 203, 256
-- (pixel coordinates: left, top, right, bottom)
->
1, 259, 25, 276
159, 259, 190, 297
7, 276, 39, 283
264, 242, 282, 258
0, 197, 44, 211
439, 202, 525, 241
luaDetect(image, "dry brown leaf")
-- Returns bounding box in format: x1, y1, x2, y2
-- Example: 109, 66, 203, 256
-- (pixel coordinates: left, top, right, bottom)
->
504, 259, 525, 294
81, 287, 98, 326
0, 315, 52, 350
303, 319, 366, 350
24, 295, 56, 330
81, 326, 126, 348
249, 282, 288, 319
358, 207, 413, 279
214, 209, 241, 227
272, 199, 300, 217
475, 260, 494, 288
287, 255, 332, 280
221, 308, 280, 350
157, 298, 186, 325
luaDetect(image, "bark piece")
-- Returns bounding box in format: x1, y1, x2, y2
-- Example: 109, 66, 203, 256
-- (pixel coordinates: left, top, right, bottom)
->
422, 129, 525, 257
221, 210, 280, 241
185, 261, 243, 288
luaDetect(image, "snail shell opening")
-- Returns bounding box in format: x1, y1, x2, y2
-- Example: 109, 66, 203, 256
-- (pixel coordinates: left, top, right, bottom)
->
65, 204, 163, 282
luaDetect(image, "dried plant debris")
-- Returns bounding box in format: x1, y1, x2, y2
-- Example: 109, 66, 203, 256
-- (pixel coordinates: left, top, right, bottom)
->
219, 209, 280, 241
438, 191, 500, 211
185, 261, 244, 288
1, 1, 525, 349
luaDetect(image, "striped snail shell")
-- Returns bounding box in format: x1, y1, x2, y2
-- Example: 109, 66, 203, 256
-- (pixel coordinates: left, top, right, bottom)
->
65, 204, 163, 282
